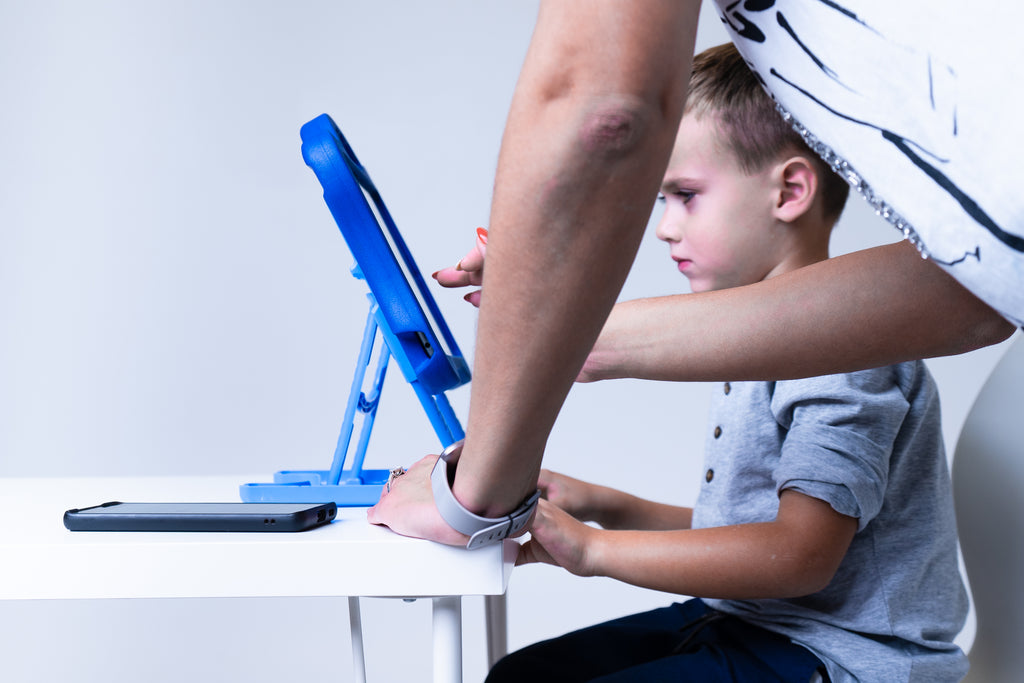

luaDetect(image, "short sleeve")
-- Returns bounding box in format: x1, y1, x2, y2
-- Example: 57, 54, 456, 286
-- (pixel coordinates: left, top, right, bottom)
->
770, 368, 911, 531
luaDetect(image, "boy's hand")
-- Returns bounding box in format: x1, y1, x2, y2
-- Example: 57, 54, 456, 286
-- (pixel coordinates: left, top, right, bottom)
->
517, 498, 597, 576
538, 469, 600, 523
433, 227, 487, 307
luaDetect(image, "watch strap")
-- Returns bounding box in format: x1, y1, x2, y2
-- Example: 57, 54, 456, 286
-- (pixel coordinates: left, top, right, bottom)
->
430, 440, 541, 550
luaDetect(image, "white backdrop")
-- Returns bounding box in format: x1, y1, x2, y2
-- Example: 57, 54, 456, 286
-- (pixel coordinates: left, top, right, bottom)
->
1, 2, 1011, 681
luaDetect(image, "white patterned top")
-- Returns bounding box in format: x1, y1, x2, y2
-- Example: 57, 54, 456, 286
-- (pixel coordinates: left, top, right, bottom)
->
714, 0, 1024, 325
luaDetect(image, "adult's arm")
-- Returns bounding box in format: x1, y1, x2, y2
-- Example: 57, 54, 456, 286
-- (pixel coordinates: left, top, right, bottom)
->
367, 0, 700, 539
455, 0, 699, 517
582, 240, 1016, 383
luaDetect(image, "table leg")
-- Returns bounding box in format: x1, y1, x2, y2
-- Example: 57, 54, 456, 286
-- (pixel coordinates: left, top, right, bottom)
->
484, 593, 508, 668
431, 595, 462, 683
348, 596, 367, 683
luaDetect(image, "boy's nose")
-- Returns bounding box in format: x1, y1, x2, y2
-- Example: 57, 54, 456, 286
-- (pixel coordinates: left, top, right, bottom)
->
655, 214, 680, 243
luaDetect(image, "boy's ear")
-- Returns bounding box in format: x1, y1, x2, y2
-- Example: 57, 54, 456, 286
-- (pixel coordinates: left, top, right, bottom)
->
772, 157, 818, 223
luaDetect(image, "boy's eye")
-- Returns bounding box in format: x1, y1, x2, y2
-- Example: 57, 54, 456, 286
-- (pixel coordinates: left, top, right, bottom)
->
657, 190, 696, 204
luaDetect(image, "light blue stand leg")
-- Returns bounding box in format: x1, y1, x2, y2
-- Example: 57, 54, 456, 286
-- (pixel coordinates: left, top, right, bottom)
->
330, 302, 388, 486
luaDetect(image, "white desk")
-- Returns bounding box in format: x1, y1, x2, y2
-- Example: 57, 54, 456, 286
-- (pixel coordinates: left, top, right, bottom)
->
0, 476, 517, 683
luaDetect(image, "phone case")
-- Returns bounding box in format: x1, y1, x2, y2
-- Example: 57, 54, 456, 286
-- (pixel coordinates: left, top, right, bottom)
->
300, 113, 470, 396
63, 501, 338, 532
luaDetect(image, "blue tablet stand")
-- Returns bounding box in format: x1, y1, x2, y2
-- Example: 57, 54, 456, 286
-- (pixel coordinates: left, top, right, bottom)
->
240, 114, 470, 506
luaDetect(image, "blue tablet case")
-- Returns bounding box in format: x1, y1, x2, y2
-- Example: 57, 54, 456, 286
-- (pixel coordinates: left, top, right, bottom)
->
240, 114, 470, 505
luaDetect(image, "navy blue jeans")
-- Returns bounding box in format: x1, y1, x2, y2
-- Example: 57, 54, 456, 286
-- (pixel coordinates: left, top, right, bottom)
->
486, 599, 827, 683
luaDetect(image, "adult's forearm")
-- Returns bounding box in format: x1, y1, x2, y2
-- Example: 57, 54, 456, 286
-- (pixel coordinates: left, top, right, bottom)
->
451, 0, 701, 516
586, 241, 1015, 383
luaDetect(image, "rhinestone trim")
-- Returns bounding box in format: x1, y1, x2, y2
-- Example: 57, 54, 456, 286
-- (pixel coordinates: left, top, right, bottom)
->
775, 102, 931, 261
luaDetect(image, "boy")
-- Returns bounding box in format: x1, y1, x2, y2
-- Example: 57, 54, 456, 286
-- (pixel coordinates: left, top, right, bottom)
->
432, 44, 968, 682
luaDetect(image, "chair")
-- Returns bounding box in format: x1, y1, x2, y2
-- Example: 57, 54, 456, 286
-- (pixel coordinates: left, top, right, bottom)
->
953, 333, 1024, 682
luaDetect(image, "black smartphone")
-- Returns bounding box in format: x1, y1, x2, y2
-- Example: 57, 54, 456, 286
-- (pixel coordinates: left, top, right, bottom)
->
63, 501, 337, 532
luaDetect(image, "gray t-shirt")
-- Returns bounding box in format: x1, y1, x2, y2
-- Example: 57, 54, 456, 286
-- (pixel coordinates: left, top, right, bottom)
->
693, 361, 968, 682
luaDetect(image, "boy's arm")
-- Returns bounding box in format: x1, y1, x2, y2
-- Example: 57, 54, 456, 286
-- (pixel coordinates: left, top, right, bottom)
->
541, 469, 692, 530
522, 490, 857, 599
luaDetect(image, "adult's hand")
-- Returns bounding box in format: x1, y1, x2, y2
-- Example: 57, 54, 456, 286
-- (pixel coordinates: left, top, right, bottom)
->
366, 453, 469, 547
433, 227, 487, 307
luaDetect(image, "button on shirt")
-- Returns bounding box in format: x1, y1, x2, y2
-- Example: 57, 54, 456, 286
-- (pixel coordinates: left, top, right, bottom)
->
693, 363, 968, 683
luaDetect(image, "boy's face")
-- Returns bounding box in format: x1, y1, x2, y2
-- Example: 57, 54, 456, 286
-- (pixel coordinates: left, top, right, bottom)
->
655, 114, 793, 293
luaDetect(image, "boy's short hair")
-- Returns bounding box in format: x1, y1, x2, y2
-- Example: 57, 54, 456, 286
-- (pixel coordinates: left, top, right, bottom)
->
687, 43, 849, 224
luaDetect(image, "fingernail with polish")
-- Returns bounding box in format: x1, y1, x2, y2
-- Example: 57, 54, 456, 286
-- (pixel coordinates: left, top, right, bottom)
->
476, 227, 488, 244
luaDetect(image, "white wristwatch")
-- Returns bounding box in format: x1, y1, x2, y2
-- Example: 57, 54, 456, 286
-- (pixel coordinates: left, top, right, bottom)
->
430, 440, 541, 550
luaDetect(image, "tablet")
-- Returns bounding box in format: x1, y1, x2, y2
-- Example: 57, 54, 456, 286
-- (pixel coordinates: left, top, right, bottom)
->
299, 113, 470, 396
63, 501, 337, 532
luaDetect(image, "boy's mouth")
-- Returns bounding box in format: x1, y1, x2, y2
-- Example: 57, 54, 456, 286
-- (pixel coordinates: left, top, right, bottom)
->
672, 256, 693, 273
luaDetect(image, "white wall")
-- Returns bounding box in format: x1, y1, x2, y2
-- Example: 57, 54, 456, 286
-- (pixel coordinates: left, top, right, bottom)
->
1, 2, 1011, 681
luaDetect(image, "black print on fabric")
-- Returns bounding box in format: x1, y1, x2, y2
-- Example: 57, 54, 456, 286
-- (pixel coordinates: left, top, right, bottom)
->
721, 0, 1023, 264
722, 1, 773, 42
